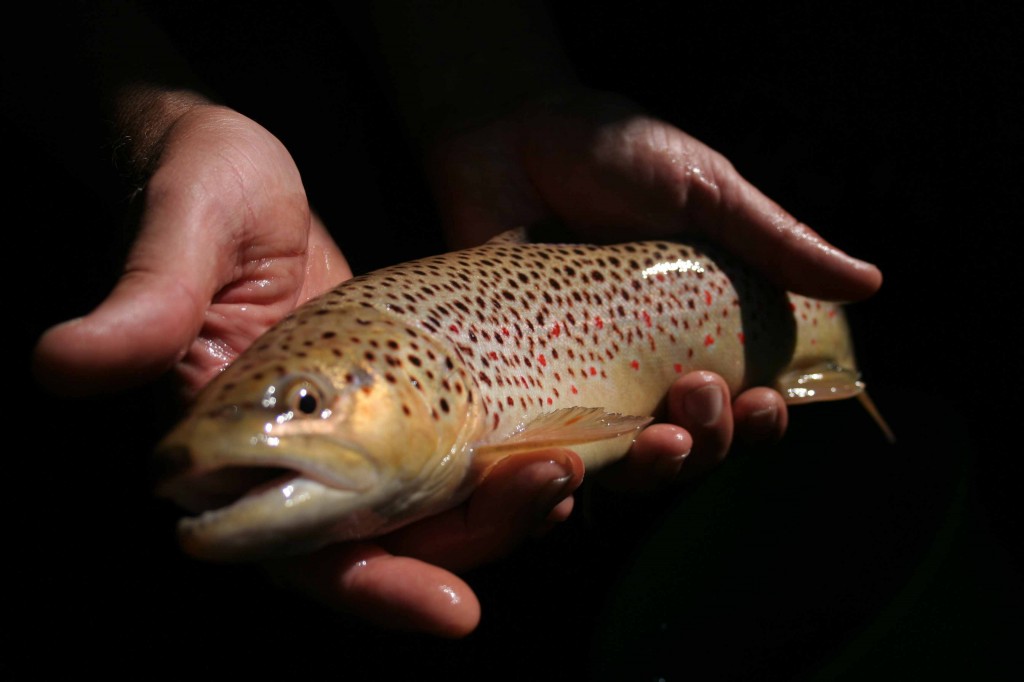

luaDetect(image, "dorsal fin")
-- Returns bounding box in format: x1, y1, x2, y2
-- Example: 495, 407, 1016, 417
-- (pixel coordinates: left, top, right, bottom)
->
484, 227, 530, 245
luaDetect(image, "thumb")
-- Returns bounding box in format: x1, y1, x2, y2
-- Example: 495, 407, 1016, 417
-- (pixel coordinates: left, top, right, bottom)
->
33, 268, 205, 396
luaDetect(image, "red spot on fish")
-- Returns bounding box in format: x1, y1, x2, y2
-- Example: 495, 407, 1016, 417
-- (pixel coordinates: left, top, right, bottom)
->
828, 309, 836, 318
738, 332, 745, 345
630, 359, 640, 370
571, 385, 578, 394
704, 334, 715, 347
538, 354, 547, 367
547, 397, 553, 405
704, 290, 713, 305
449, 324, 459, 333
674, 363, 683, 373
502, 327, 511, 335
551, 322, 561, 337
594, 316, 604, 330
656, 273, 665, 282
589, 366, 597, 376
642, 310, 652, 327
489, 351, 499, 360
790, 302, 797, 311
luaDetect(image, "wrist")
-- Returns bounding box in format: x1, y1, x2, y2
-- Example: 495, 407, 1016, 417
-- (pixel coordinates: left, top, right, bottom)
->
110, 85, 214, 189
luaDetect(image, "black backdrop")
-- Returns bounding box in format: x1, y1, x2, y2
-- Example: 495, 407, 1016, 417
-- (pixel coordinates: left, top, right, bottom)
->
12, 2, 1021, 678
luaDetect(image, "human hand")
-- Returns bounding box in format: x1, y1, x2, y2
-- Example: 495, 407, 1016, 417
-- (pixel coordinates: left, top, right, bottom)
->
33, 102, 349, 398
424, 87, 883, 490
265, 447, 585, 637
30, 97, 585, 638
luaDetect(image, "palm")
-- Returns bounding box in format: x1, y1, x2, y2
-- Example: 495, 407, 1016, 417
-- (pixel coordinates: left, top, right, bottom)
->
33, 107, 349, 397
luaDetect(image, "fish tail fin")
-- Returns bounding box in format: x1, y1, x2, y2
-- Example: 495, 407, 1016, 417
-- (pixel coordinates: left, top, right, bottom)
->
776, 363, 895, 443
856, 389, 896, 444
776, 362, 864, 404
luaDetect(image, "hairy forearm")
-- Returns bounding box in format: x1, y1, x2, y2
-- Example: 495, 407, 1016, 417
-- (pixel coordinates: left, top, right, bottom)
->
348, 0, 578, 142
111, 85, 213, 189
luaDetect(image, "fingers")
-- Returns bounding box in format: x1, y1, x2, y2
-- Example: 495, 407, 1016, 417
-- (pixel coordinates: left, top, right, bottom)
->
32, 269, 206, 396
380, 449, 584, 572
597, 424, 692, 493
600, 372, 789, 494
666, 371, 734, 478
523, 97, 880, 302
265, 543, 482, 638
732, 386, 788, 444
695, 157, 883, 302
598, 371, 731, 493
263, 450, 584, 638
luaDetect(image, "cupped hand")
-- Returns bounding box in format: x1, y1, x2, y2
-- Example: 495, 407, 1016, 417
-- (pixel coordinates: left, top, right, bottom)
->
33, 104, 349, 398
425, 87, 882, 492
266, 448, 585, 637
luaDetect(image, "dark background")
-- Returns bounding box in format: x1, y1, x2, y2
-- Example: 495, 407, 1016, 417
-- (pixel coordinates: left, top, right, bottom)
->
10, 1, 1021, 678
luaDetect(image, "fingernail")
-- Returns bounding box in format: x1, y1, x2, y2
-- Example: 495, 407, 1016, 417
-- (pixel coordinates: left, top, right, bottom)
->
748, 404, 778, 431
685, 383, 723, 427
742, 403, 781, 443
655, 431, 691, 477
527, 462, 577, 520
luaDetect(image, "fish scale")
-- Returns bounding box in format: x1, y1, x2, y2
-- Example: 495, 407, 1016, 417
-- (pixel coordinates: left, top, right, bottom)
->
155, 228, 865, 561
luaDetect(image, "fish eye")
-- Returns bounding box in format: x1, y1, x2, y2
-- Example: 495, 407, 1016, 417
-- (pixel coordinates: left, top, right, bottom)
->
295, 387, 319, 414
274, 374, 335, 420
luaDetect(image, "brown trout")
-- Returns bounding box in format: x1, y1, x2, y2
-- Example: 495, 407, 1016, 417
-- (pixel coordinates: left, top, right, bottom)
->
155, 228, 872, 561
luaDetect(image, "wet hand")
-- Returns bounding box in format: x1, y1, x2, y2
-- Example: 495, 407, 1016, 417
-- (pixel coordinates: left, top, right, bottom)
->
33, 104, 349, 398
266, 448, 585, 637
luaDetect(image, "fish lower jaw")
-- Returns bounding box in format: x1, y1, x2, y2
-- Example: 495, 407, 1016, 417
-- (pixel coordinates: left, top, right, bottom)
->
157, 465, 300, 515
173, 474, 398, 562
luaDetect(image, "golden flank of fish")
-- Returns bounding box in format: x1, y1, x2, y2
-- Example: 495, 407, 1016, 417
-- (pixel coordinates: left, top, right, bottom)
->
155, 228, 874, 561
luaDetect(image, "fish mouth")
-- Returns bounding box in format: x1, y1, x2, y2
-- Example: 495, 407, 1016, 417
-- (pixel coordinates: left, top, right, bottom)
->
154, 459, 302, 516
151, 441, 387, 561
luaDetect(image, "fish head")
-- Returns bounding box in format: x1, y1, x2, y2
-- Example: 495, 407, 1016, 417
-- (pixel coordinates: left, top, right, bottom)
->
154, 306, 479, 561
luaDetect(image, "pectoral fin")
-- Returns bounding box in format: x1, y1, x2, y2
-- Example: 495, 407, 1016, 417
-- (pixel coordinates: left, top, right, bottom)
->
473, 407, 652, 468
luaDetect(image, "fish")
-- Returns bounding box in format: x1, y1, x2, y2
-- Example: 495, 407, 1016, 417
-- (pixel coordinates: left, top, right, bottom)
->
154, 227, 879, 562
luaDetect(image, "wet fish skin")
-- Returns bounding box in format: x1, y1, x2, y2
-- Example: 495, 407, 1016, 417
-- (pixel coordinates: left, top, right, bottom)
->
155, 229, 863, 561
